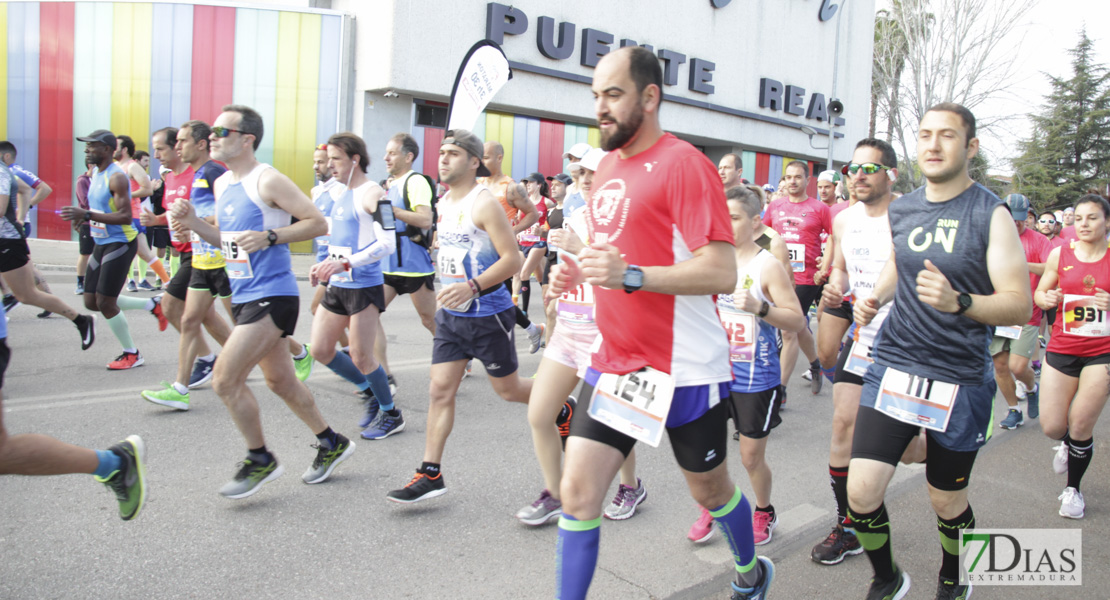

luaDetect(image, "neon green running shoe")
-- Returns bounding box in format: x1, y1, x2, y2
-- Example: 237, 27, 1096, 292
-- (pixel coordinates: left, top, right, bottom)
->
141, 381, 189, 411
95, 435, 147, 521
294, 344, 314, 382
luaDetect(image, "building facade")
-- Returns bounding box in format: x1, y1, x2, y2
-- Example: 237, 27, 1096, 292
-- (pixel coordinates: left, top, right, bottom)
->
2, 0, 874, 241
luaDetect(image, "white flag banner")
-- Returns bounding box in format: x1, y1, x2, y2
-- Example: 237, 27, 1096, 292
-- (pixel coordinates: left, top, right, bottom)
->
446, 40, 513, 132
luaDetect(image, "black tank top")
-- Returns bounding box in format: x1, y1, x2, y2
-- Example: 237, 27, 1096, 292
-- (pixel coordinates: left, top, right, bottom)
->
755, 233, 771, 252
548, 205, 564, 230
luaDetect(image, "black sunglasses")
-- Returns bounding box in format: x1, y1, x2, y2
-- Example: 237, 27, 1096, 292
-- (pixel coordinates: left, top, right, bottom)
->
211, 126, 249, 138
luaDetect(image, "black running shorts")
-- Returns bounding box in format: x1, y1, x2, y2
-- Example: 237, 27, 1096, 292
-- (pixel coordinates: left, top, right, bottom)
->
383, 273, 435, 296
85, 239, 138, 298
431, 307, 517, 378
0, 239, 30, 273
164, 251, 193, 301
728, 387, 782, 440
320, 284, 386, 317
231, 296, 299, 338
189, 267, 232, 299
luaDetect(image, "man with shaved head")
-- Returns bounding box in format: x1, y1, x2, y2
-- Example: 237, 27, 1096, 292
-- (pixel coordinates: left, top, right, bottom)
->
547, 45, 772, 600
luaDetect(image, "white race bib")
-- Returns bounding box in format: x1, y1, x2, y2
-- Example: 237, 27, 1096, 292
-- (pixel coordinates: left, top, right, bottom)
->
438, 246, 472, 312
557, 283, 595, 325
719, 309, 756, 363
845, 339, 874, 377
786, 243, 805, 273
1062, 294, 1110, 337
328, 245, 353, 284
995, 325, 1022, 340
220, 231, 253, 279
90, 220, 107, 238
587, 367, 677, 447
875, 367, 959, 432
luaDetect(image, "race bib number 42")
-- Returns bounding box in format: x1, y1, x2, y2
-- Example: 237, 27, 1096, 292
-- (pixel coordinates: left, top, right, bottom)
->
1063, 294, 1110, 337
876, 367, 959, 432
719, 309, 756, 363
220, 231, 253, 279
587, 367, 677, 447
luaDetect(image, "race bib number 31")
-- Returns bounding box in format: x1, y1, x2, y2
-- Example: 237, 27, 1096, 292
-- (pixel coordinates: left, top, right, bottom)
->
876, 367, 959, 432
220, 231, 253, 279
1063, 294, 1110, 337
587, 367, 676, 447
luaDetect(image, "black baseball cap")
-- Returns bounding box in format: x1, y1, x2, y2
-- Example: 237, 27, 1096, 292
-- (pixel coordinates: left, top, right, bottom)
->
547, 173, 572, 186
524, 172, 546, 185
76, 129, 117, 150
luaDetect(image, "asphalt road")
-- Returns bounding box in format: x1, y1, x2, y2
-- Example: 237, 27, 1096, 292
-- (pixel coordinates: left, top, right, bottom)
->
0, 251, 1106, 599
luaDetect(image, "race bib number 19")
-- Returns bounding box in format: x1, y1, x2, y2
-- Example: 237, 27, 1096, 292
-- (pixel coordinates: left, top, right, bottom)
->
1063, 294, 1110, 337
876, 367, 959, 432
588, 367, 677, 447
220, 231, 253, 279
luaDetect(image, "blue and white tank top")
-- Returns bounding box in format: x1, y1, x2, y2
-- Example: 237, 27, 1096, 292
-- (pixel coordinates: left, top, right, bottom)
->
88, 163, 136, 244
841, 202, 893, 347
436, 184, 513, 317
327, 181, 386, 289
312, 178, 339, 262
214, 163, 299, 302
719, 250, 781, 393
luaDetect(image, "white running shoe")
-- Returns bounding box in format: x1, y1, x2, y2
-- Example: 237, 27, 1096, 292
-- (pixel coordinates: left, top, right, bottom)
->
1059, 487, 1085, 519
1053, 443, 1069, 475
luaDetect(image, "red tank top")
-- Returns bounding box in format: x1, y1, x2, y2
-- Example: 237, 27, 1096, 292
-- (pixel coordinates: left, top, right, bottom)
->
1049, 241, 1110, 357
518, 196, 549, 247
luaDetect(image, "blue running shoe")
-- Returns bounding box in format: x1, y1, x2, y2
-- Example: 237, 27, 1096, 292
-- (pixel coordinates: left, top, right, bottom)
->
730, 556, 774, 600
1027, 384, 1039, 419
361, 409, 406, 440
358, 392, 380, 428
188, 357, 216, 389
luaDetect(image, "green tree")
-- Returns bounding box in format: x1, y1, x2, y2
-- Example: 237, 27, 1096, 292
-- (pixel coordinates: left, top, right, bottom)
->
1013, 29, 1110, 207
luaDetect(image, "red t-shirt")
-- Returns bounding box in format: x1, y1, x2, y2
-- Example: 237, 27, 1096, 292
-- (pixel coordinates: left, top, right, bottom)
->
1049, 241, 1110, 357
1058, 226, 1078, 243
1019, 226, 1053, 326
763, 196, 831, 285
585, 133, 734, 386
162, 166, 196, 253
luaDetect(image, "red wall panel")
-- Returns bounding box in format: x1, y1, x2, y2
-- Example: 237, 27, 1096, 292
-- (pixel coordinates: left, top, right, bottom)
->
537, 120, 564, 179
755, 152, 769, 186
807, 161, 818, 198
422, 128, 445, 179
190, 6, 236, 124
37, 2, 75, 240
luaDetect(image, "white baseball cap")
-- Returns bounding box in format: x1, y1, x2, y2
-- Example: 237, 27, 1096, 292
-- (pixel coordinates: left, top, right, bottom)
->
568, 147, 606, 172
563, 143, 592, 161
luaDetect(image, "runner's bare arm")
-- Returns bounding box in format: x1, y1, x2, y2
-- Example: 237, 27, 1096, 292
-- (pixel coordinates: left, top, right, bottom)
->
235, 168, 326, 253
472, 189, 523, 287
917, 205, 1031, 325
128, 162, 154, 198
509, 184, 538, 234
761, 257, 806, 333
1033, 246, 1062, 311
582, 240, 737, 295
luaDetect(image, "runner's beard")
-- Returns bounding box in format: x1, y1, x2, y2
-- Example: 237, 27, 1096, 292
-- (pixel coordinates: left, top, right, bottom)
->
600, 109, 644, 152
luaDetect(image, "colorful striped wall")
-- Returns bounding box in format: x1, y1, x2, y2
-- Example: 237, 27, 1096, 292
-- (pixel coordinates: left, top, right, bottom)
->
2, 2, 343, 241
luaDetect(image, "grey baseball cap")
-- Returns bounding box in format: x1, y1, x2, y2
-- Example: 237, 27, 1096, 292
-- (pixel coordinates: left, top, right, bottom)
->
76, 129, 117, 150
441, 130, 491, 177
1004, 193, 1030, 221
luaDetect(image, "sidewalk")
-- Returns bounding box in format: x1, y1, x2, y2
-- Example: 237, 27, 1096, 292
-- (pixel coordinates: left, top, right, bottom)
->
28, 238, 319, 280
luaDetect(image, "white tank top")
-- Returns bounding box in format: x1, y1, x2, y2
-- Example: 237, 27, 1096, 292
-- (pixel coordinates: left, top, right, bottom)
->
840, 202, 893, 346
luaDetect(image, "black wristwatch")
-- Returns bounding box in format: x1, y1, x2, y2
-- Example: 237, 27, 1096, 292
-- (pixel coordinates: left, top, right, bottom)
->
266, 229, 278, 247
955, 292, 972, 315
623, 265, 644, 294
84, 210, 92, 222
758, 301, 770, 318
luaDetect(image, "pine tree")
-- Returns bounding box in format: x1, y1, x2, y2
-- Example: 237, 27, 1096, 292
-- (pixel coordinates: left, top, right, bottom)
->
1014, 29, 1110, 207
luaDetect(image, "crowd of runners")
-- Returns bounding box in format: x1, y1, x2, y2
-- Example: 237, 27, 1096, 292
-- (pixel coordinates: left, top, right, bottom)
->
0, 45, 1105, 600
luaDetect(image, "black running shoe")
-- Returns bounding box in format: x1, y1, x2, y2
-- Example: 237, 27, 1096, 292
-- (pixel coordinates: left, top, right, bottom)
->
811, 525, 864, 565
866, 567, 910, 600
36, 310, 52, 319
2, 295, 19, 313
75, 314, 96, 350
935, 577, 971, 600
386, 469, 447, 504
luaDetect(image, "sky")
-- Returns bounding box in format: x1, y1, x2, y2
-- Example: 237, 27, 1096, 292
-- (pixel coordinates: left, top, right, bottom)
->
876, 0, 1110, 174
